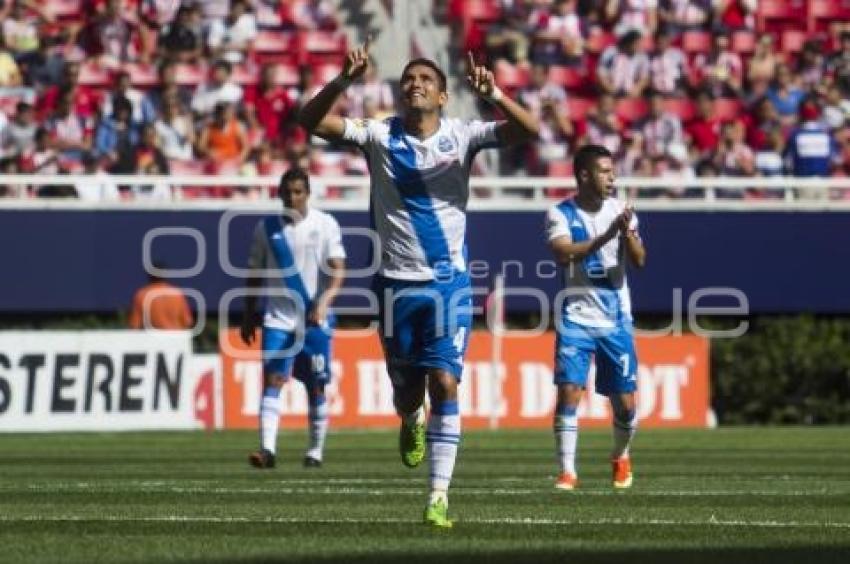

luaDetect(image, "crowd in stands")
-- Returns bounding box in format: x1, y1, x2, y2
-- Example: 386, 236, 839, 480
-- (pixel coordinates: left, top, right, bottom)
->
1, 0, 850, 200
456, 0, 850, 198
0, 0, 381, 199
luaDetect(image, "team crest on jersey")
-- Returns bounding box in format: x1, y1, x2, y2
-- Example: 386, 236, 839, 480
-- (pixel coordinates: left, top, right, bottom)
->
437, 136, 455, 153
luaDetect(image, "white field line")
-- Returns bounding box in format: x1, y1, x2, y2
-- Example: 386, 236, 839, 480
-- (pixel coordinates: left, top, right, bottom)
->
0, 514, 849, 529
8, 483, 845, 497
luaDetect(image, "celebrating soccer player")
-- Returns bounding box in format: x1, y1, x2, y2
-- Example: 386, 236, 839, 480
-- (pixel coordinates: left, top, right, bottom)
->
298, 39, 539, 527
242, 168, 347, 469
544, 144, 647, 491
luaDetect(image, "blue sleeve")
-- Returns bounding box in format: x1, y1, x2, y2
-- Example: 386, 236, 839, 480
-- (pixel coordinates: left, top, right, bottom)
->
94, 123, 113, 156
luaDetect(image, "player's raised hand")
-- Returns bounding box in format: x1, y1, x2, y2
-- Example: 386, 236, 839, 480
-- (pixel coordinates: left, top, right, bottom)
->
466, 51, 496, 99
341, 35, 371, 82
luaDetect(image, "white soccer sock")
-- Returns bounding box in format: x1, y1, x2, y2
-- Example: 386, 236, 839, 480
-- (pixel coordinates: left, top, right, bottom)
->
306, 396, 329, 460
426, 400, 461, 498
611, 400, 637, 460
259, 389, 282, 454
554, 405, 579, 475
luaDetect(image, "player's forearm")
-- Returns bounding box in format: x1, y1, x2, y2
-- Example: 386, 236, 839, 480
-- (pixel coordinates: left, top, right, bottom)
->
551, 235, 614, 265
493, 93, 540, 142
297, 76, 348, 132
623, 234, 646, 268
317, 262, 346, 308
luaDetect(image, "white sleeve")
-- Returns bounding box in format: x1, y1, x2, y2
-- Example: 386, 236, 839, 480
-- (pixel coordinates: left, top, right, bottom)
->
546, 206, 571, 242
206, 21, 224, 48
342, 118, 376, 147
323, 215, 347, 260
247, 221, 267, 270
465, 119, 501, 154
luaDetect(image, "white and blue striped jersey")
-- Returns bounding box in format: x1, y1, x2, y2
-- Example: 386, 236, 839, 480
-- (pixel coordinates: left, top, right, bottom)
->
342, 116, 500, 281
546, 198, 639, 329
248, 207, 346, 331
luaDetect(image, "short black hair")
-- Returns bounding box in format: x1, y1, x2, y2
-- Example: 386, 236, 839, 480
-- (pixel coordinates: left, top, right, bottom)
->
401, 58, 447, 92
573, 144, 613, 180
279, 167, 310, 196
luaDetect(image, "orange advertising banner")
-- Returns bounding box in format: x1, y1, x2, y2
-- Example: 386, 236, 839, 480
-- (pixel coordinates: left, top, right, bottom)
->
220, 330, 710, 429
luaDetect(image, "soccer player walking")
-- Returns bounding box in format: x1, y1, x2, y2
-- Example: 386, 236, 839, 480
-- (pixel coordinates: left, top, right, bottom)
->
544, 145, 646, 491
242, 168, 346, 469
299, 40, 539, 527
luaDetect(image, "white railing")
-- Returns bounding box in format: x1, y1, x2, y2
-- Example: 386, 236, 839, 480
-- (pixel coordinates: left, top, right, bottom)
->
1, 174, 850, 211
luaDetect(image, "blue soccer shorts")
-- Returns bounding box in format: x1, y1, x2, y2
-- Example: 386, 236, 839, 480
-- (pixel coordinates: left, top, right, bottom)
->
373, 270, 472, 381
261, 325, 333, 387
554, 317, 638, 396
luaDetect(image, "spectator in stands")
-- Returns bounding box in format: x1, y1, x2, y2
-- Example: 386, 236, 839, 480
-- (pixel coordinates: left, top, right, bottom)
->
243, 63, 296, 148
694, 28, 742, 97
197, 102, 250, 166
657, 0, 710, 35
292, 0, 338, 31
191, 60, 244, 118
822, 84, 850, 131
596, 30, 650, 98
713, 119, 755, 178
197, 0, 230, 27
0, 101, 36, 162
36, 61, 101, 121
712, 0, 755, 30
2, 0, 52, 67
534, 96, 574, 173
745, 96, 782, 151
784, 101, 839, 178
828, 31, 850, 98
94, 96, 140, 173
131, 123, 171, 199
648, 27, 688, 97
582, 92, 625, 154
685, 90, 721, 159
207, 0, 258, 65
796, 40, 826, 94
484, 1, 532, 65
138, 0, 181, 62
128, 265, 193, 330
633, 89, 683, 160
605, 0, 658, 38
746, 34, 782, 100
46, 90, 93, 164
157, 5, 202, 63
345, 59, 394, 119
0, 32, 25, 90
144, 60, 193, 117
766, 64, 806, 126
74, 151, 121, 201
80, 0, 142, 67
754, 128, 785, 179
519, 63, 569, 119
20, 127, 60, 181
154, 96, 195, 161
102, 70, 155, 125
530, 0, 585, 67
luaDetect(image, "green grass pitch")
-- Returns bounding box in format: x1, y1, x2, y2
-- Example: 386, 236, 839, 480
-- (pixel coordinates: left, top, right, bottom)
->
1, 427, 848, 563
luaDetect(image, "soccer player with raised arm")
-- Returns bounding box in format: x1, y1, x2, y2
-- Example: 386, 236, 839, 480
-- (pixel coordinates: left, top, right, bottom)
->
242, 168, 346, 469
545, 144, 646, 491
298, 39, 539, 527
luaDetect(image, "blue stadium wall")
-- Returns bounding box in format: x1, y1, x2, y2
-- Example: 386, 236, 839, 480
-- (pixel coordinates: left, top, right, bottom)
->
2, 209, 849, 314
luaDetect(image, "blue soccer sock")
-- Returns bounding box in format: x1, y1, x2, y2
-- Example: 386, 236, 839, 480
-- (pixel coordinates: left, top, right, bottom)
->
306, 395, 329, 461
554, 404, 579, 475
426, 400, 461, 503
260, 386, 282, 454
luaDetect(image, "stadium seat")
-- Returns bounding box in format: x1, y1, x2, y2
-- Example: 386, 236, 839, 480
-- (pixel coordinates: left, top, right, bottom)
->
78, 61, 112, 87
567, 98, 595, 117
271, 63, 300, 86
313, 63, 343, 86
547, 66, 586, 90
663, 98, 696, 121
297, 31, 347, 65
616, 98, 648, 123
232, 64, 259, 86
172, 63, 207, 87
715, 98, 743, 120
808, 0, 850, 33
585, 31, 616, 54
757, 0, 807, 33
123, 63, 159, 88
780, 30, 807, 54
731, 31, 756, 55
495, 61, 530, 90
254, 31, 297, 60
169, 159, 206, 176
44, 0, 82, 21
681, 31, 712, 55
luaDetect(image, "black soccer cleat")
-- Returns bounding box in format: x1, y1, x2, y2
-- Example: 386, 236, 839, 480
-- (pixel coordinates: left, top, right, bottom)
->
249, 449, 276, 469
302, 456, 322, 468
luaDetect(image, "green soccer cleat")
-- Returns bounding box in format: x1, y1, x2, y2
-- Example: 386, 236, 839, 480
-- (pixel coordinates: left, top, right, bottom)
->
399, 419, 426, 468
423, 498, 453, 529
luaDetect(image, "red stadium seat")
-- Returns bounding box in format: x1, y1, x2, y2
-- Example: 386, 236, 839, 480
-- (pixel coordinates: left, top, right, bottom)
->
297, 31, 347, 65
254, 31, 296, 55
567, 98, 595, 117
780, 30, 807, 54
547, 66, 586, 90
616, 98, 648, 123
731, 31, 756, 55
271, 63, 299, 86
78, 61, 112, 87
808, 0, 850, 33
757, 0, 806, 32
715, 98, 743, 121
585, 31, 616, 54
43, 0, 82, 21
494, 61, 530, 90
172, 63, 207, 87
681, 31, 712, 55
663, 98, 696, 121
123, 62, 159, 88
232, 64, 259, 86
314, 63, 343, 86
